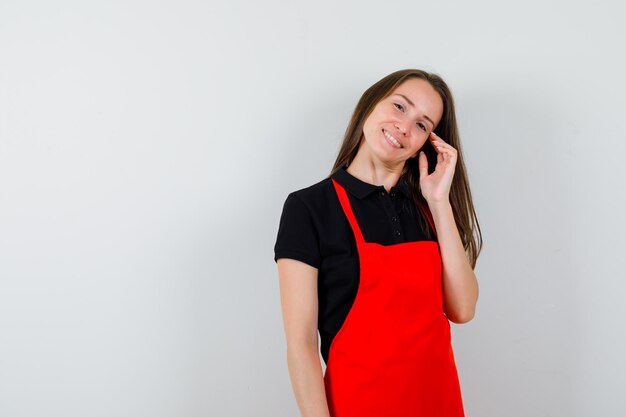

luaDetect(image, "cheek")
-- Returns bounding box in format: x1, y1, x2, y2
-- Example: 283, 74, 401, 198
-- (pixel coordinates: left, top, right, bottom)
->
361, 122, 370, 139
363, 119, 382, 139
366, 130, 384, 147
411, 135, 429, 150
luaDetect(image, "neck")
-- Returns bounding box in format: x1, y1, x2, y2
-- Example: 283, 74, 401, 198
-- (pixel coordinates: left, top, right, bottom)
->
346, 143, 405, 193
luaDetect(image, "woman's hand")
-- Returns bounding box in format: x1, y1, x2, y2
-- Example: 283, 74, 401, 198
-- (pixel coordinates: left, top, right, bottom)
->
417, 132, 479, 324
418, 131, 458, 205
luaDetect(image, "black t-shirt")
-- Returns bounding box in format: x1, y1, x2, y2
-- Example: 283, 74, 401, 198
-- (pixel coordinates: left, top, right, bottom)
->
274, 166, 437, 365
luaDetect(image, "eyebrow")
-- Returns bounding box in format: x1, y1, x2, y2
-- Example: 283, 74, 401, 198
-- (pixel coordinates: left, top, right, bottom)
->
395, 94, 435, 128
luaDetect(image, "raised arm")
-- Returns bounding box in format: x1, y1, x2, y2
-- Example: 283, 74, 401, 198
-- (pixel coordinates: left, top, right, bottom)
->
277, 258, 331, 417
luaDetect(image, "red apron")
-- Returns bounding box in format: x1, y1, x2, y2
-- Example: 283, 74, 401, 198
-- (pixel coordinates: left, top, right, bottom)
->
323, 178, 465, 417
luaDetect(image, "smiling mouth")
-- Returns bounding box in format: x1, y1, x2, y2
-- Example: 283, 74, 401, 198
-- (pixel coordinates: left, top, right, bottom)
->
382, 129, 403, 148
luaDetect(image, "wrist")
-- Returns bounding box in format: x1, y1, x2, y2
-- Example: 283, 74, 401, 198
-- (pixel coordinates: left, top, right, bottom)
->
427, 199, 452, 213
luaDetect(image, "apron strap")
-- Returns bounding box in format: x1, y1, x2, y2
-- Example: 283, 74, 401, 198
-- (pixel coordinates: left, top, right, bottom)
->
331, 178, 365, 244
418, 201, 438, 240
333, 177, 438, 243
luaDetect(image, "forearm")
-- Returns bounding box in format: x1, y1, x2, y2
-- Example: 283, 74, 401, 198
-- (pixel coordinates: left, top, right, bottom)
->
286, 342, 331, 417
429, 200, 479, 323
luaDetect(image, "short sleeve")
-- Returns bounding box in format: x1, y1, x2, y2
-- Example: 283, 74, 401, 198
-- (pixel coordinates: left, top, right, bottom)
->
274, 192, 321, 269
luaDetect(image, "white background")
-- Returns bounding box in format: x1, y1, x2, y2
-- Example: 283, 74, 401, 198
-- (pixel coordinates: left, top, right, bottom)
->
1, 1, 625, 416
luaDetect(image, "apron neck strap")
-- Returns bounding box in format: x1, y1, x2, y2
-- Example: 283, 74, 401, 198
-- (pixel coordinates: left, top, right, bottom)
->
331, 178, 365, 244
333, 177, 438, 243
418, 201, 438, 240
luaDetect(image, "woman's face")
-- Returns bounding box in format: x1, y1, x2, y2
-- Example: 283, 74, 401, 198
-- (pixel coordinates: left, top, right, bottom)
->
361, 77, 444, 166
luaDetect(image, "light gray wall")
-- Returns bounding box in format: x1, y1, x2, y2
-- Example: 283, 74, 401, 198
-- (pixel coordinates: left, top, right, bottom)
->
1, 1, 624, 416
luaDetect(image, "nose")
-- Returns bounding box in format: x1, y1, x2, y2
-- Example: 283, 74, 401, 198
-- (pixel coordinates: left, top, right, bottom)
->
395, 119, 410, 135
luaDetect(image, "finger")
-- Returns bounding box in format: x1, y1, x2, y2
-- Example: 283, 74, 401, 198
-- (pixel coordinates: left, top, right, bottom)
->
418, 151, 428, 177
430, 131, 445, 143
433, 141, 451, 149
432, 139, 455, 150
430, 133, 455, 148
434, 144, 456, 158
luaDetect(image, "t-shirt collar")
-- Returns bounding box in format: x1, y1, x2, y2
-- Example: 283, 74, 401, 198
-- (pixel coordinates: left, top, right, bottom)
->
331, 166, 410, 199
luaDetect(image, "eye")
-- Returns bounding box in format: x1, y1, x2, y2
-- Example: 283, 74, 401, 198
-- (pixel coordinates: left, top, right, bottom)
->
393, 103, 405, 112
416, 122, 426, 131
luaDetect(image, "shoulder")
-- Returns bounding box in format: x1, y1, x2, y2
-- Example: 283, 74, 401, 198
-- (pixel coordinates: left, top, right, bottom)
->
284, 176, 336, 217
275, 176, 337, 268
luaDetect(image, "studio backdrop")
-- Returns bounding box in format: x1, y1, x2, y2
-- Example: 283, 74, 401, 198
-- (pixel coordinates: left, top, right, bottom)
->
0, 0, 624, 416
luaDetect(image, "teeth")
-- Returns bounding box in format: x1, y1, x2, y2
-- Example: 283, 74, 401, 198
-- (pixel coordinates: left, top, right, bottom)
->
383, 129, 402, 148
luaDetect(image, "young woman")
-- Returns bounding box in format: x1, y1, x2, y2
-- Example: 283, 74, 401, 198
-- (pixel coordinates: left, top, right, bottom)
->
274, 69, 482, 417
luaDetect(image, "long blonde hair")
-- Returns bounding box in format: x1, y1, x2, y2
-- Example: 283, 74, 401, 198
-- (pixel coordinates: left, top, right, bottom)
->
329, 69, 483, 268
